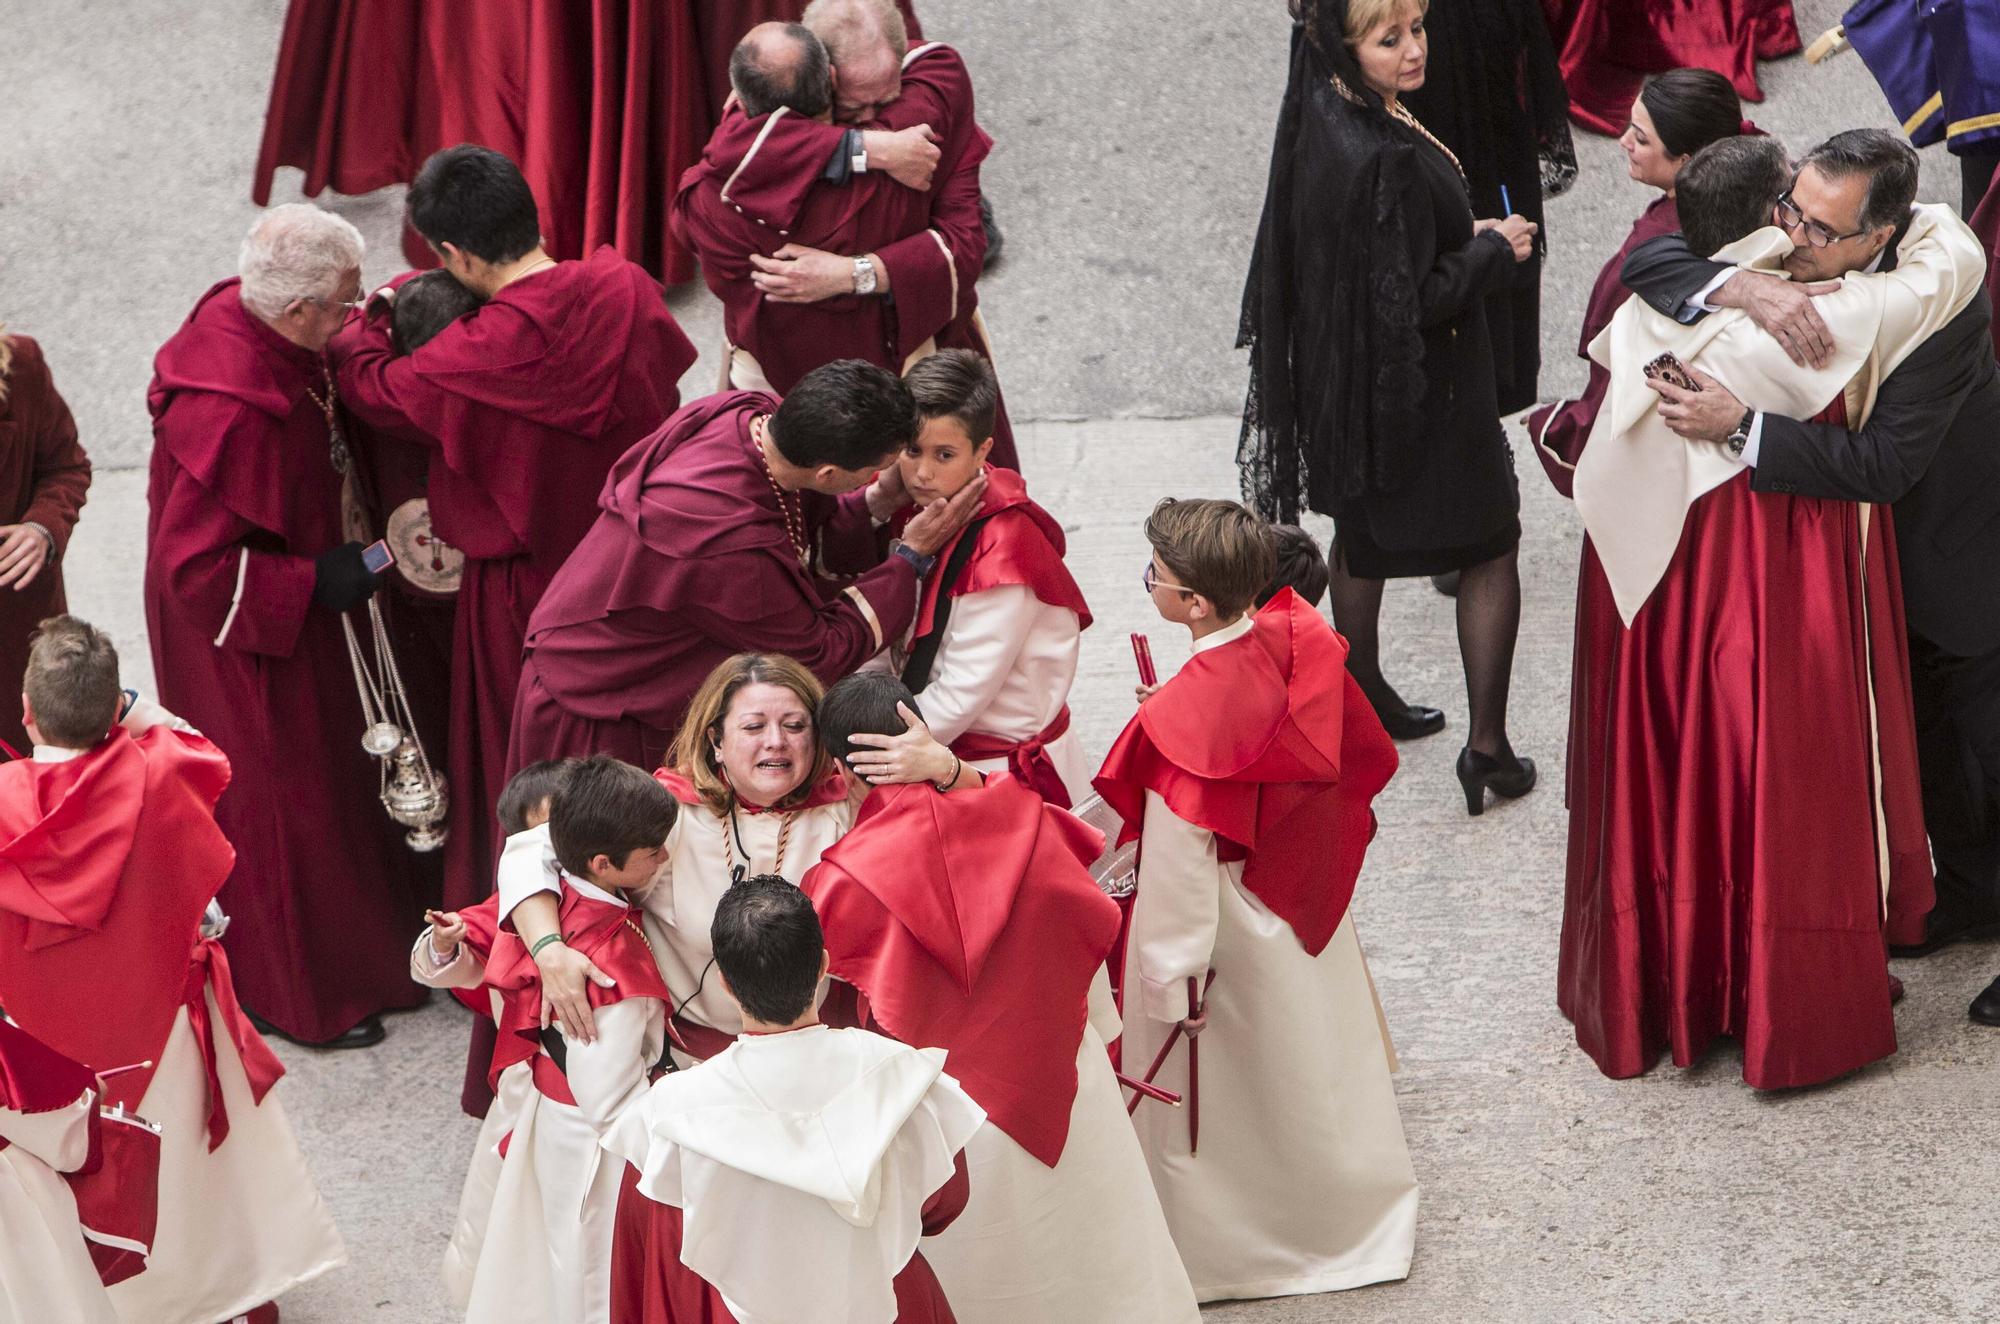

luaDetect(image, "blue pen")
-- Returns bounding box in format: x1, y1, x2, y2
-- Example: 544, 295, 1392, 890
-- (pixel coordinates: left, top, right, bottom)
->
1500, 184, 1513, 217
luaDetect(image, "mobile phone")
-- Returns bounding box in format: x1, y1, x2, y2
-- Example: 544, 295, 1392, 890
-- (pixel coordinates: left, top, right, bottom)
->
362, 539, 396, 574
1642, 352, 1702, 392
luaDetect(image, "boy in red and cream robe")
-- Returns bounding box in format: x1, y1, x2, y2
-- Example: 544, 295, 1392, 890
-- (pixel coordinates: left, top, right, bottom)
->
603, 874, 984, 1324
0, 615, 344, 1324
801, 672, 1201, 1324
0, 1019, 118, 1324
1094, 500, 1417, 1302
843, 351, 1090, 804
445, 758, 675, 1324
409, 759, 576, 1310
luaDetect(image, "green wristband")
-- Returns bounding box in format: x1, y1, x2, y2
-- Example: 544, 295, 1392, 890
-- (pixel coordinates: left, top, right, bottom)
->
529, 932, 566, 960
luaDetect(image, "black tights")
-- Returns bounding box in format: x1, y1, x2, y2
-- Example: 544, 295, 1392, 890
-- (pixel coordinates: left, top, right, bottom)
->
1330, 543, 1521, 758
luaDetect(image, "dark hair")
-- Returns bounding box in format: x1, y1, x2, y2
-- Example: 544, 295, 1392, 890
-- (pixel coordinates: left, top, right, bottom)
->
24, 615, 120, 749
730, 23, 833, 119
816, 672, 921, 766
769, 360, 920, 472
497, 758, 581, 836
904, 349, 998, 443
1798, 128, 1920, 233
1678, 136, 1794, 259
1257, 524, 1329, 608
390, 270, 483, 355
548, 756, 677, 881
407, 144, 542, 265
712, 874, 824, 1025
1145, 497, 1276, 619
1638, 69, 1744, 161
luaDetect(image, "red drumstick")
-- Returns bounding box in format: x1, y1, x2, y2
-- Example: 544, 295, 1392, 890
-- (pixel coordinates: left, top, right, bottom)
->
1130, 632, 1158, 687
1116, 1072, 1183, 1107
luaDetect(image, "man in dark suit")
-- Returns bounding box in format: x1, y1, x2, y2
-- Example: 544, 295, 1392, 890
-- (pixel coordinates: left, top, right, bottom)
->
1622, 128, 2000, 1026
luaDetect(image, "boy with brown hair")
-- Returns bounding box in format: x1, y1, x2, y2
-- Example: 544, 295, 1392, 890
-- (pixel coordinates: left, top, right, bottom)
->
1094, 499, 1419, 1302
0, 614, 344, 1323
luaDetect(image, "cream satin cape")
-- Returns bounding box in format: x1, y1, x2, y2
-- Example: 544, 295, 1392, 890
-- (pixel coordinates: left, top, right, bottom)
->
1574, 204, 1988, 623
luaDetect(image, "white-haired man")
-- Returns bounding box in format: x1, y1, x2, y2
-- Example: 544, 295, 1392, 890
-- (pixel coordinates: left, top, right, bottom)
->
146, 203, 426, 1050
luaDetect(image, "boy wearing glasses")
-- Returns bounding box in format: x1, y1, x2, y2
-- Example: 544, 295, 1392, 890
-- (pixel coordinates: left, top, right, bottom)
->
1094, 499, 1416, 1302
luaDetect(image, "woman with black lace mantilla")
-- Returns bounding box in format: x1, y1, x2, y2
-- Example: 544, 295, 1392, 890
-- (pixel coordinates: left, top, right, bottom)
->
1237, 0, 1540, 815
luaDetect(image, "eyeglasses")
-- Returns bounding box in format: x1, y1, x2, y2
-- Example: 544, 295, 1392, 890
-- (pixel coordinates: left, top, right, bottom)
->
303, 294, 368, 312
1775, 192, 1867, 250
1142, 561, 1198, 597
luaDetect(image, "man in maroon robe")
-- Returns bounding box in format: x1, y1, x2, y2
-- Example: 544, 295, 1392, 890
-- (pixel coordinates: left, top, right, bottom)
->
330, 144, 699, 914
147, 205, 424, 1049
510, 359, 983, 771
674, 11, 1016, 466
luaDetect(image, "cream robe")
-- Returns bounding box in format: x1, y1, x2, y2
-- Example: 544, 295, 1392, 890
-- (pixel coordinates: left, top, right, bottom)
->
1575, 204, 1988, 622
601, 1025, 986, 1324
106, 992, 346, 1324
497, 802, 852, 1041
921, 968, 1201, 1324
1120, 619, 1417, 1302
0, 1082, 119, 1324
903, 585, 1090, 803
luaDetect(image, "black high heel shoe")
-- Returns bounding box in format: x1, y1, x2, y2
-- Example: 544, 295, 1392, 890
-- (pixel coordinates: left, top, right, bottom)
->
1371, 701, 1446, 741
1456, 746, 1537, 816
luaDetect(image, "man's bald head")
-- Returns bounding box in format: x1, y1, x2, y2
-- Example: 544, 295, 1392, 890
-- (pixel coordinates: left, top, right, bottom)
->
730, 22, 833, 120
802, 0, 907, 124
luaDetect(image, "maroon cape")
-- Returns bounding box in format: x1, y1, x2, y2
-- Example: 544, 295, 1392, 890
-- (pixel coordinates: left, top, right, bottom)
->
330, 251, 697, 913
146, 280, 426, 1042
0, 727, 283, 1147
1094, 590, 1399, 959
1974, 169, 2000, 358
252, 1, 921, 287
1527, 194, 1680, 499
803, 776, 1119, 1168
1543, 0, 1800, 135
610, 1143, 962, 1324
1557, 400, 1931, 1090
0, 336, 91, 756
511, 392, 917, 770
673, 42, 1014, 467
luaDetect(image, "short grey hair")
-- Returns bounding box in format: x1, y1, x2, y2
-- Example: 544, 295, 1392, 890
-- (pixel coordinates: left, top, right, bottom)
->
1798, 129, 1920, 234
237, 204, 365, 322
801, 0, 908, 64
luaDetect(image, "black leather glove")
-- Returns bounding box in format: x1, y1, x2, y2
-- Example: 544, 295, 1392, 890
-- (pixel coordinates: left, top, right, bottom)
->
312, 542, 382, 612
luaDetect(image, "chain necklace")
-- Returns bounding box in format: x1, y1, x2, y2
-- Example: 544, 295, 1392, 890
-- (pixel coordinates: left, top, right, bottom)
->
724, 800, 796, 885
302, 365, 351, 475
752, 416, 810, 568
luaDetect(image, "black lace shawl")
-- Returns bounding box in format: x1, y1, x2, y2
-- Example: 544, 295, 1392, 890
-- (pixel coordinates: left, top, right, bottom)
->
1237, 19, 1427, 522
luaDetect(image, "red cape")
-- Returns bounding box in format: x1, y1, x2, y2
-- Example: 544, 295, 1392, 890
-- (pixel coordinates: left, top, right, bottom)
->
1093, 590, 1398, 957
901, 465, 1091, 638
803, 777, 1118, 1167
0, 730, 252, 1112
485, 883, 672, 1091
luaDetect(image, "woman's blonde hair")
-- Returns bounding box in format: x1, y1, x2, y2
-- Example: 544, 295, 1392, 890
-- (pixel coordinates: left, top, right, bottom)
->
0, 325, 13, 409
667, 654, 832, 815
1342, 0, 1428, 44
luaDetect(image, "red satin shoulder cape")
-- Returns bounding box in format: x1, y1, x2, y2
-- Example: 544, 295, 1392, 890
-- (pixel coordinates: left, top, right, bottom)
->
903, 466, 1091, 638
1093, 590, 1398, 958
0, 730, 280, 1119
1557, 398, 1931, 1090
802, 777, 1118, 1168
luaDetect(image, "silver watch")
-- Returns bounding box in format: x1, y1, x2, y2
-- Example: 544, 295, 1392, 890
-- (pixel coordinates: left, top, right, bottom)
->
852, 256, 879, 296
1726, 408, 1755, 458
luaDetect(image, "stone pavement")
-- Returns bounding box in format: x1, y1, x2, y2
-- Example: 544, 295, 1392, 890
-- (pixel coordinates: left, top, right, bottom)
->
9, 0, 2000, 1319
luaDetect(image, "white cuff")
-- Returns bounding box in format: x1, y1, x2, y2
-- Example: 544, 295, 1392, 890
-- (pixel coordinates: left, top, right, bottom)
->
1737, 412, 1765, 467
1686, 266, 1735, 317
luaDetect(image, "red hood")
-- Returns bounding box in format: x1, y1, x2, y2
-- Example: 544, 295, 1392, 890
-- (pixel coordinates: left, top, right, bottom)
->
149, 279, 320, 421
409, 247, 669, 436
902, 465, 1092, 636
603, 392, 795, 560
686, 105, 870, 235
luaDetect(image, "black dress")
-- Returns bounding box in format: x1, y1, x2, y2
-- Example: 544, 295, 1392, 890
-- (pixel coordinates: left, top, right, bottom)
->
1331, 125, 1521, 579
1402, 0, 1575, 414
1238, 25, 1523, 579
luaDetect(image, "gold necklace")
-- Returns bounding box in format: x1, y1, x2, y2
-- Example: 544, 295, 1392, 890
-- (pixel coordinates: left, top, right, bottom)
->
302, 365, 351, 474
753, 417, 810, 568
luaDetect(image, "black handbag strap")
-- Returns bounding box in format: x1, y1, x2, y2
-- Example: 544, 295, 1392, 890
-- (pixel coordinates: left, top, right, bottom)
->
900, 516, 992, 693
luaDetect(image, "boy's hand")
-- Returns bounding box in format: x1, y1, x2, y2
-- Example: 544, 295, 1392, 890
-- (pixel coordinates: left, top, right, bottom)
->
424, 909, 467, 960
1179, 1010, 1209, 1040
1134, 682, 1161, 704
537, 942, 614, 1043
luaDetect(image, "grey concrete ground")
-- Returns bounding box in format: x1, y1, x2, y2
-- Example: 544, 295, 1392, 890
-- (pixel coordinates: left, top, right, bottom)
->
8, 0, 2000, 1320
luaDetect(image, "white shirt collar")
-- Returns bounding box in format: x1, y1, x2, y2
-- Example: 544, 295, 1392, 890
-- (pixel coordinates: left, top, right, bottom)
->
568, 873, 626, 907
1190, 613, 1255, 656
31, 745, 85, 763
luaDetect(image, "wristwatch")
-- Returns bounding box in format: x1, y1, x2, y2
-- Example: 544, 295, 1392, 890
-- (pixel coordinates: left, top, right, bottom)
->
852, 255, 879, 296
850, 132, 869, 175
1725, 407, 1756, 459
889, 539, 936, 576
